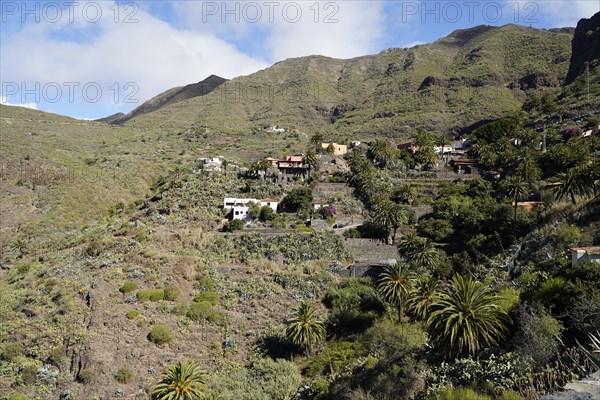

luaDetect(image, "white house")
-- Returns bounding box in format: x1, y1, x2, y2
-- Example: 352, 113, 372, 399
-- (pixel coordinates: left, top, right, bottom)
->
571, 246, 600, 265
434, 145, 453, 155
223, 197, 279, 221
197, 156, 223, 171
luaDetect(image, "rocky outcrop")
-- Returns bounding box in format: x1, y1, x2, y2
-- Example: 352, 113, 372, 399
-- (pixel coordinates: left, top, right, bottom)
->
565, 12, 600, 85
418, 76, 448, 91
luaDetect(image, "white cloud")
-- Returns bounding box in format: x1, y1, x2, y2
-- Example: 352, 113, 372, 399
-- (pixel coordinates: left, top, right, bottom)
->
508, 0, 599, 27
169, 1, 386, 61
0, 2, 269, 111
0, 95, 38, 110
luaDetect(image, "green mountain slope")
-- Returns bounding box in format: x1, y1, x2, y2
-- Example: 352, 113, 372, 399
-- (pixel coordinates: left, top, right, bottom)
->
125, 24, 573, 140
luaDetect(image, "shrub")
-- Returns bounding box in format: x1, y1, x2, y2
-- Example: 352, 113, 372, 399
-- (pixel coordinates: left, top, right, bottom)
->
281, 188, 313, 212
223, 219, 245, 232
126, 310, 140, 320
187, 301, 220, 323
163, 286, 181, 301
137, 289, 165, 302
1, 343, 23, 361
430, 387, 491, 400
119, 281, 138, 294
8, 395, 30, 400
149, 289, 165, 302
193, 290, 218, 305
149, 324, 173, 345
115, 367, 133, 383
78, 368, 94, 384
21, 365, 38, 384
172, 302, 191, 316
137, 290, 151, 302
343, 228, 361, 238
15, 263, 32, 275
259, 206, 276, 222
48, 345, 65, 366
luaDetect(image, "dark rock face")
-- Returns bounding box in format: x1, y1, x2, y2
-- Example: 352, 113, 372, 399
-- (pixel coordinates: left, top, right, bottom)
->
565, 11, 600, 85
518, 73, 560, 89
329, 104, 356, 123
418, 76, 448, 91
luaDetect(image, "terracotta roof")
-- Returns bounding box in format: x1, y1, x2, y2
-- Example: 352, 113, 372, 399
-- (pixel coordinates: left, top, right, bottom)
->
571, 246, 600, 255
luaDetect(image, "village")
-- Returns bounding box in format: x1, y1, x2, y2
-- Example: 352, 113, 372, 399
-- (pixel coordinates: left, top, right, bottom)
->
196, 125, 600, 273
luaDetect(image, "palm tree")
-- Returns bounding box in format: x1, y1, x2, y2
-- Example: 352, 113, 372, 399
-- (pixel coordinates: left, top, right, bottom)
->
515, 152, 541, 183
428, 274, 511, 358
554, 166, 593, 204
377, 263, 414, 321
310, 132, 324, 147
152, 361, 207, 400
397, 234, 442, 272
372, 200, 407, 244
286, 301, 326, 357
407, 274, 441, 321
501, 175, 529, 220
394, 183, 417, 205
436, 134, 451, 161
369, 139, 398, 168
304, 148, 319, 178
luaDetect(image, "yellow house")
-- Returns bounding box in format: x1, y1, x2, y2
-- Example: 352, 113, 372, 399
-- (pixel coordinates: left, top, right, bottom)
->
318, 142, 348, 156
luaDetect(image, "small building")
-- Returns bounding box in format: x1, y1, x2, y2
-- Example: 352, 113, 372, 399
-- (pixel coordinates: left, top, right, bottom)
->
350, 141, 362, 148
434, 145, 453, 155
449, 159, 478, 174
450, 139, 471, 155
570, 246, 600, 265
274, 155, 310, 183
512, 201, 545, 212
197, 156, 223, 171
268, 126, 286, 133
397, 141, 419, 154
223, 197, 279, 221
313, 201, 330, 210
319, 142, 348, 156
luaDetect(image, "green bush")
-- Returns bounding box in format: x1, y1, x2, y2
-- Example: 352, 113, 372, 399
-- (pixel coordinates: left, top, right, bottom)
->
193, 290, 218, 305
15, 263, 32, 275
78, 368, 94, 384
137, 290, 151, 302
8, 395, 30, 400
1, 342, 23, 361
21, 365, 38, 385
187, 301, 220, 323
126, 310, 140, 320
305, 342, 367, 377
115, 367, 133, 383
429, 387, 491, 400
343, 228, 361, 238
149, 289, 165, 301
172, 302, 191, 316
137, 289, 165, 302
149, 324, 173, 345
223, 219, 245, 232
163, 286, 181, 301
119, 280, 139, 294
48, 345, 65, 365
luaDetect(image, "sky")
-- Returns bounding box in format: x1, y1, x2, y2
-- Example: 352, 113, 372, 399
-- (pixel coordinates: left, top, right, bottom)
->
0, 0, 598, 119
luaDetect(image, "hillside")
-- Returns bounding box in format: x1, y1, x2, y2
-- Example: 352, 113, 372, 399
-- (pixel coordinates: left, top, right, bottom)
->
101, 75, 228, 125
124, 24, 573, 141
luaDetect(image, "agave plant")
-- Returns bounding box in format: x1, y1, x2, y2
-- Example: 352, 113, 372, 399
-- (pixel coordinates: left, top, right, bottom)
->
578, 331, 600, 368
152, 360, 207, 400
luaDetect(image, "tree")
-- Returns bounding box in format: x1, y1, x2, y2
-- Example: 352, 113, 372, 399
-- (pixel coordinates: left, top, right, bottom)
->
152, 360, 207, 400
394, 183, 417, 205
553, 166, 593, 204
281, 187, 313, 212
221, 159, 229, 174
304, 148, 319, 178
369, 139, 398, 168
501, 175, 529, 221
377, 263, 414, 321
259, 206, 275, 222
436, 134, 451, 161
428, 274, 511, 358
407, 274, 441, 320
286, 301, 326, 357
397, 234, 443, 271
372, 200, 407, 244
310, 132, 324, 147
515, 152, 541, 183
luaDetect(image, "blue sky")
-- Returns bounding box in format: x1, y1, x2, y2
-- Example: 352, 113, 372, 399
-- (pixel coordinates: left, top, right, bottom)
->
1, 0, 598, 119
